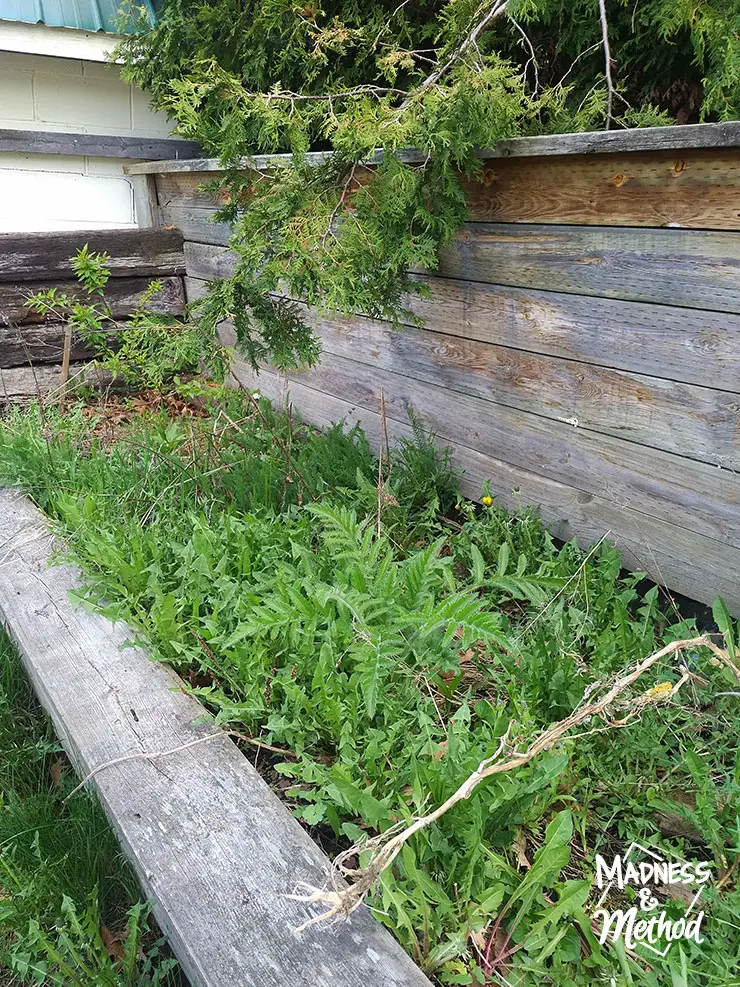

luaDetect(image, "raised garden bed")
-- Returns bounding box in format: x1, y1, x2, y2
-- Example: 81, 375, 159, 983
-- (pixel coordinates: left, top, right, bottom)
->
1, 391, 739, 985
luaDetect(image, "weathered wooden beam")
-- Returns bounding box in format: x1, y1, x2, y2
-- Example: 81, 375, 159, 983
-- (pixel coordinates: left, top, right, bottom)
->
293, 305, 740, 468
437, 223, 740, 312
229, 356, 740, 614
243, 349, 740, 549
0, 276, 184, 329
184, 265, 740, 394
0, 325, 98, 368
0, 230, 185, 283
462, 147, 740, 229
125, 122, 740, 175
0, 490, 432, 987
0, 129, 202, 161
0, 362, 106, 402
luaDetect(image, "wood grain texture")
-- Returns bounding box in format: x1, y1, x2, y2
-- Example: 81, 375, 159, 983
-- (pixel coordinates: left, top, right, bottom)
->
0, 324, 98, 368
0, 490, 432, 987
0, 230, 185, 283
228, 356, 740, 613
0, 276, 185, 328
463, 148, 740, 228
437, 224, 740, 312
250, 350, 740, 549
0, 129, 202, 160
404, 275, 740, 392
0, 362, 106, 401
189, 265, 740, 395
126, 122, 740, 175
183, 224, 740, 315
184, 242, 237, 281
300, 306, 740, 467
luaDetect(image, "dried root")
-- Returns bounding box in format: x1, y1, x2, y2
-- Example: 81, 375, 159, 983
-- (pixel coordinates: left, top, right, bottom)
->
291, 635, 738, 932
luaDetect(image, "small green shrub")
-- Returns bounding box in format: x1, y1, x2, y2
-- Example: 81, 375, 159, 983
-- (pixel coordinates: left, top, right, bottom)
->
27, 246, 226, 393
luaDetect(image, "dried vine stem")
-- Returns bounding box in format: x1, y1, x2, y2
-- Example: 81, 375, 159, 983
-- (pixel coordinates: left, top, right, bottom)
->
290, 635, 738, 932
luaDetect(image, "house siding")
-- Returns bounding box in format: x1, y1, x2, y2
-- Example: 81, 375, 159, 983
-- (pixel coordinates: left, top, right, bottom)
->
0, 50, 171, 232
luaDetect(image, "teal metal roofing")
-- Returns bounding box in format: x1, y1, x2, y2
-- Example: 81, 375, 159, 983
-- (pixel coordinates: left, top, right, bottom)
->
0, 1, 161, 33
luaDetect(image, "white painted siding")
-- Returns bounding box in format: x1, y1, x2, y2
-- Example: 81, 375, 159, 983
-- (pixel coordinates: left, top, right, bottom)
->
0, 49, 173, 232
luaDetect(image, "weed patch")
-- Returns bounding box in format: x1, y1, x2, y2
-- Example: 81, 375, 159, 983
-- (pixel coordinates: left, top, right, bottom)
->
0, 396, 738, 985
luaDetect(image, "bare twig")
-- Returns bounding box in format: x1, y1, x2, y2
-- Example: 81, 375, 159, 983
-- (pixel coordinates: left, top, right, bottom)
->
598, 0, 615, 128
289, 635, 736, 931
508, 15, 539, 94
390, 0, 509, 121
58, 324, 73, 410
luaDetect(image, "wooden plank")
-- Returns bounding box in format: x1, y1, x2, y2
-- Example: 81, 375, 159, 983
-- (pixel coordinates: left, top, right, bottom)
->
183, 223, 740, 315
0, 490, 432, 987
404, 275, 740, 393
301, 307, 740, 468
253, 351, 740, 548
229, 357, 740, 613
0, 276, 184, 328
0, 129, 202, 160
0, 230, 185, 283
0, 325, 97, 368
0, 362, 106, 402
159, 204, 232, 247
463, 148, 740, 229
187, 258, 740, 394
437, 224, 740, 312
156, 171, 228, 208
125, 122, 740, 175
184, 242, 237, 280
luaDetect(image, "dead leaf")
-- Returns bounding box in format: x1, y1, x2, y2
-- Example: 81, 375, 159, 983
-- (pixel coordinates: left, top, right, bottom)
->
49, 758, 65, 791
101, 925, 127, 963
512, 829, 531, 869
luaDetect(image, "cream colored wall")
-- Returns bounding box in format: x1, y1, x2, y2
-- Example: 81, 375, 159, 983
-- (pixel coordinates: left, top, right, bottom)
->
0, 50, 172, 232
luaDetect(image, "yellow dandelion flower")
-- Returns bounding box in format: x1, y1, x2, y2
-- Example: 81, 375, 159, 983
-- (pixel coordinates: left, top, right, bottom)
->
481, 495, 493, 506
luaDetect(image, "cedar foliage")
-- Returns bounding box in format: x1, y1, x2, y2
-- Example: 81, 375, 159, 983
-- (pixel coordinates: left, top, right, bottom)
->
117, 0, 740, 368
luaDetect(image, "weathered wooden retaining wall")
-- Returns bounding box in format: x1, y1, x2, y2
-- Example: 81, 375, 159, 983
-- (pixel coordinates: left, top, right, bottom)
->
129, 123, 740, 612
0, 228, 185, 403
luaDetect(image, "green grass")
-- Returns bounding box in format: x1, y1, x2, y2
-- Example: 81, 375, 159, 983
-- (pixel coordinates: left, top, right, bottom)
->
0, 393, 738, 986
0, 629, 179, 986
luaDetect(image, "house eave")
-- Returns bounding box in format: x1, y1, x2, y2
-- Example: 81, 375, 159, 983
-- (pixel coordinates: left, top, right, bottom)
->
0, 19, 123, 62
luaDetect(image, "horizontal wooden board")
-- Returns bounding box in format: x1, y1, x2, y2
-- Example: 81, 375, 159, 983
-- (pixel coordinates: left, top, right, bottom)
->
229, 356, 740, 613
437, 224, 740, 312
159, 205, 232, 247
301, 307, 740, 467
0, 275, 184, 328
0, 491, 432, 987
0, 129, 202, 160
184, 242, 237, 281
182, 224, 740, 314
0, 230, 185, 283
404, 275, 740, 393
0, 362, 106, 402
126, 122, 740, 175
186, 262, 740, 394
463, 148, 740, 229
0, 324, 97, 368
253, 351, 740, 549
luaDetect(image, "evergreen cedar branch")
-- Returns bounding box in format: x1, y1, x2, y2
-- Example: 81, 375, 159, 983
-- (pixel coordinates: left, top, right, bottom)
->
116, 0, 740, 370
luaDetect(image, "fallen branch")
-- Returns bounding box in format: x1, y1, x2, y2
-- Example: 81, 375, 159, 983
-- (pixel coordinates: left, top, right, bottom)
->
290, 635, 737, 931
